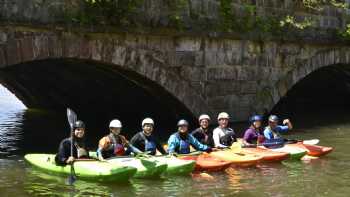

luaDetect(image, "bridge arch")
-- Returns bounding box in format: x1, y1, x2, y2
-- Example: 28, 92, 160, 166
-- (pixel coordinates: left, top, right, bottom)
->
0, 30, 211, 120
254, 47, 350, 115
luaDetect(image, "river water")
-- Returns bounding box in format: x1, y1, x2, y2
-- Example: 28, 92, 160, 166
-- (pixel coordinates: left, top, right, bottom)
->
0, 86, 349, 197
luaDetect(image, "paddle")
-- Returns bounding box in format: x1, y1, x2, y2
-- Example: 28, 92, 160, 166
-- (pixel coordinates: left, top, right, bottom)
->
284, 138, 319, 145
66, 108, 77, 185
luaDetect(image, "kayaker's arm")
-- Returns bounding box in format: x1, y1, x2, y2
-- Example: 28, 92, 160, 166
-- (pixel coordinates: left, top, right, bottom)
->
263, 129, 274, 140
189, 134, 211, 152
56, 139, 73, 165
97, 137, 109, 160
283, 119, 293, 130
167, 135, 177, 154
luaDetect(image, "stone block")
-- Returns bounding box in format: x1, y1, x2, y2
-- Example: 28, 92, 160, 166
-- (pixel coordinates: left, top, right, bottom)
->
180, 66, 206, 81
33, 35, 49, 60
112, 46, 127, 66
6, 39, 20, 65
194, 51, 204, 66
240, 81, 258, 94
175, 37, 201, 52
0, 47, 7, 67
20, 37, 34, 62
207, 67, 237, 80
205, 81, 240, 97
48, 36, 63, 58
91, 40, 103, 61
204, 50, 217, 66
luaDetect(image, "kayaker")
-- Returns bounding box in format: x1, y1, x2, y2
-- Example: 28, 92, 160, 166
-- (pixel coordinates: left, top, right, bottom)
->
263, 115, 293, 140
55, 120, 89, 165
212, 112, 237, 148
191, 114, 214, 147
97, 119, 140, 160
167, 119, 213, 154
130, 118, 167, 155
242, 115, 265, 147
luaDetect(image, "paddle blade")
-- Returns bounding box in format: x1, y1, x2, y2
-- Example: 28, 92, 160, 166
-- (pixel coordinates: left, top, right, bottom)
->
303, 139, 320, 145
67, 174, 76, 185
67, 108, 77, 130
230, 142, 242, 153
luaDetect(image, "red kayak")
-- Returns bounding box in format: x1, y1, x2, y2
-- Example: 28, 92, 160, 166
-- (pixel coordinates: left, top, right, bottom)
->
179, 153, 232, 172
287, 143, 333, 157
241, 147, 290, 162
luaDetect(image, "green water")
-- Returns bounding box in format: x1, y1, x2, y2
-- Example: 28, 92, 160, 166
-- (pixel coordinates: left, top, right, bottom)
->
0, 87, 348, 196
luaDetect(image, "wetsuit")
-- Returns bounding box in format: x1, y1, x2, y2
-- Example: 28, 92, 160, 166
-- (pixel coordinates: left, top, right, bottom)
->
55, 137, 89, 165
130, 132, 166, 155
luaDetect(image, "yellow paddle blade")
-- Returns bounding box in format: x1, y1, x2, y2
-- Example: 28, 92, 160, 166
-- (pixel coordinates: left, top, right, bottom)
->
230, 142, 242, 153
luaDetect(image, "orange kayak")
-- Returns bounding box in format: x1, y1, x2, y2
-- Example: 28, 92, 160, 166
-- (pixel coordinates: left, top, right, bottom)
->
287, 143, 333, 157
210, 150, 263, 167
241, 147, 290, 162
179, 153, 232, 172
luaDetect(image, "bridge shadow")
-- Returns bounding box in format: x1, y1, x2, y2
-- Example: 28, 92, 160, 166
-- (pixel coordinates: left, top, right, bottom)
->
0, 59, 197, 153
271, 64, 350, 129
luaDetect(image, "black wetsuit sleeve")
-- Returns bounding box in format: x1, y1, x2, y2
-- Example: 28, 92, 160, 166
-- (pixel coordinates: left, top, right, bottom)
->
130, 133, 144, 151
56, 139, 71, 165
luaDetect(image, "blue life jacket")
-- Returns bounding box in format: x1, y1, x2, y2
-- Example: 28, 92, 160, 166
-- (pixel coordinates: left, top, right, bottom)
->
140, 132, 157, 155
175, 133, 191, 154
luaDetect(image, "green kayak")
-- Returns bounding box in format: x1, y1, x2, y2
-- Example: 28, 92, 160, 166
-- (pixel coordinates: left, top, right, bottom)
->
24, 154, 137, 182
89, 151, 168, 178
107, 157, 168, 178
150, 156, 195, 175
270, 146, 307, 160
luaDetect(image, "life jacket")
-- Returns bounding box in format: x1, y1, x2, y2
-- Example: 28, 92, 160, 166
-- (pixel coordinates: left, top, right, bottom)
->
101, 134, 126, 158
75, 142, 88, 158
193, 127, 213, 146
175, 133, 191, 154
139, 132, 157, 155
266, 126, 282, 139
219, 128, 236, 146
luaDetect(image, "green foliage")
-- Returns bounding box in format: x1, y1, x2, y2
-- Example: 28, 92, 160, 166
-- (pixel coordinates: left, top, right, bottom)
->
280, 15, 313, 30
302, 0, 347, 10
72, 0, 143, 26
166, 0, 187, 30
218, 0, 234, 32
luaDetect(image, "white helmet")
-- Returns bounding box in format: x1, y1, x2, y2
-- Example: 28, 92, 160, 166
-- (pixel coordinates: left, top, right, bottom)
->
199, 114, 210, 122
217, 112, 230, 120
142, 118, 154, 127
109, 119, 122, 128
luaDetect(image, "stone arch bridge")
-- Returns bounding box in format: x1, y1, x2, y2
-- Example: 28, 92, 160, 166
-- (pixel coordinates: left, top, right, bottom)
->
1, 27, 350, 121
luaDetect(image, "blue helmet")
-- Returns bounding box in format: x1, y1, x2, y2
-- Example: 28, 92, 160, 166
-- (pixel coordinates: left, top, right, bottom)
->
249, 115, 263, 124
268, 115, 279, 123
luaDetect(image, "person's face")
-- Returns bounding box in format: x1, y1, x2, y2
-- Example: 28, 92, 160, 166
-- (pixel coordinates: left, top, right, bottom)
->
253, 121, 262, 129
178, 125, 188, 133
110, 127, 121, 135
218, 118, 228, 128
143, 124, 154, 135
200, 119, 209, 129
269, 121, 277, 129
74, 128, 85, 138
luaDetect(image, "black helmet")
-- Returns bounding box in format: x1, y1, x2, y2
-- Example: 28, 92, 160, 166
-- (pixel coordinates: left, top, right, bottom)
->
73, 120, 85, 129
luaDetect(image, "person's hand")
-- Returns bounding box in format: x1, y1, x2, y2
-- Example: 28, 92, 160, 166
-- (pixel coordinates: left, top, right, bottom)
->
283, 119, 290, 125
98, 156, 106, 162
66, 156, 75, 164
169, 152, 177, 157
211, 148, 220, 152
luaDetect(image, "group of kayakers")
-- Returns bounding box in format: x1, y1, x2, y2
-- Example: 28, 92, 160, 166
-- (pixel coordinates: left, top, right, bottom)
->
55, 112, 293, 165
